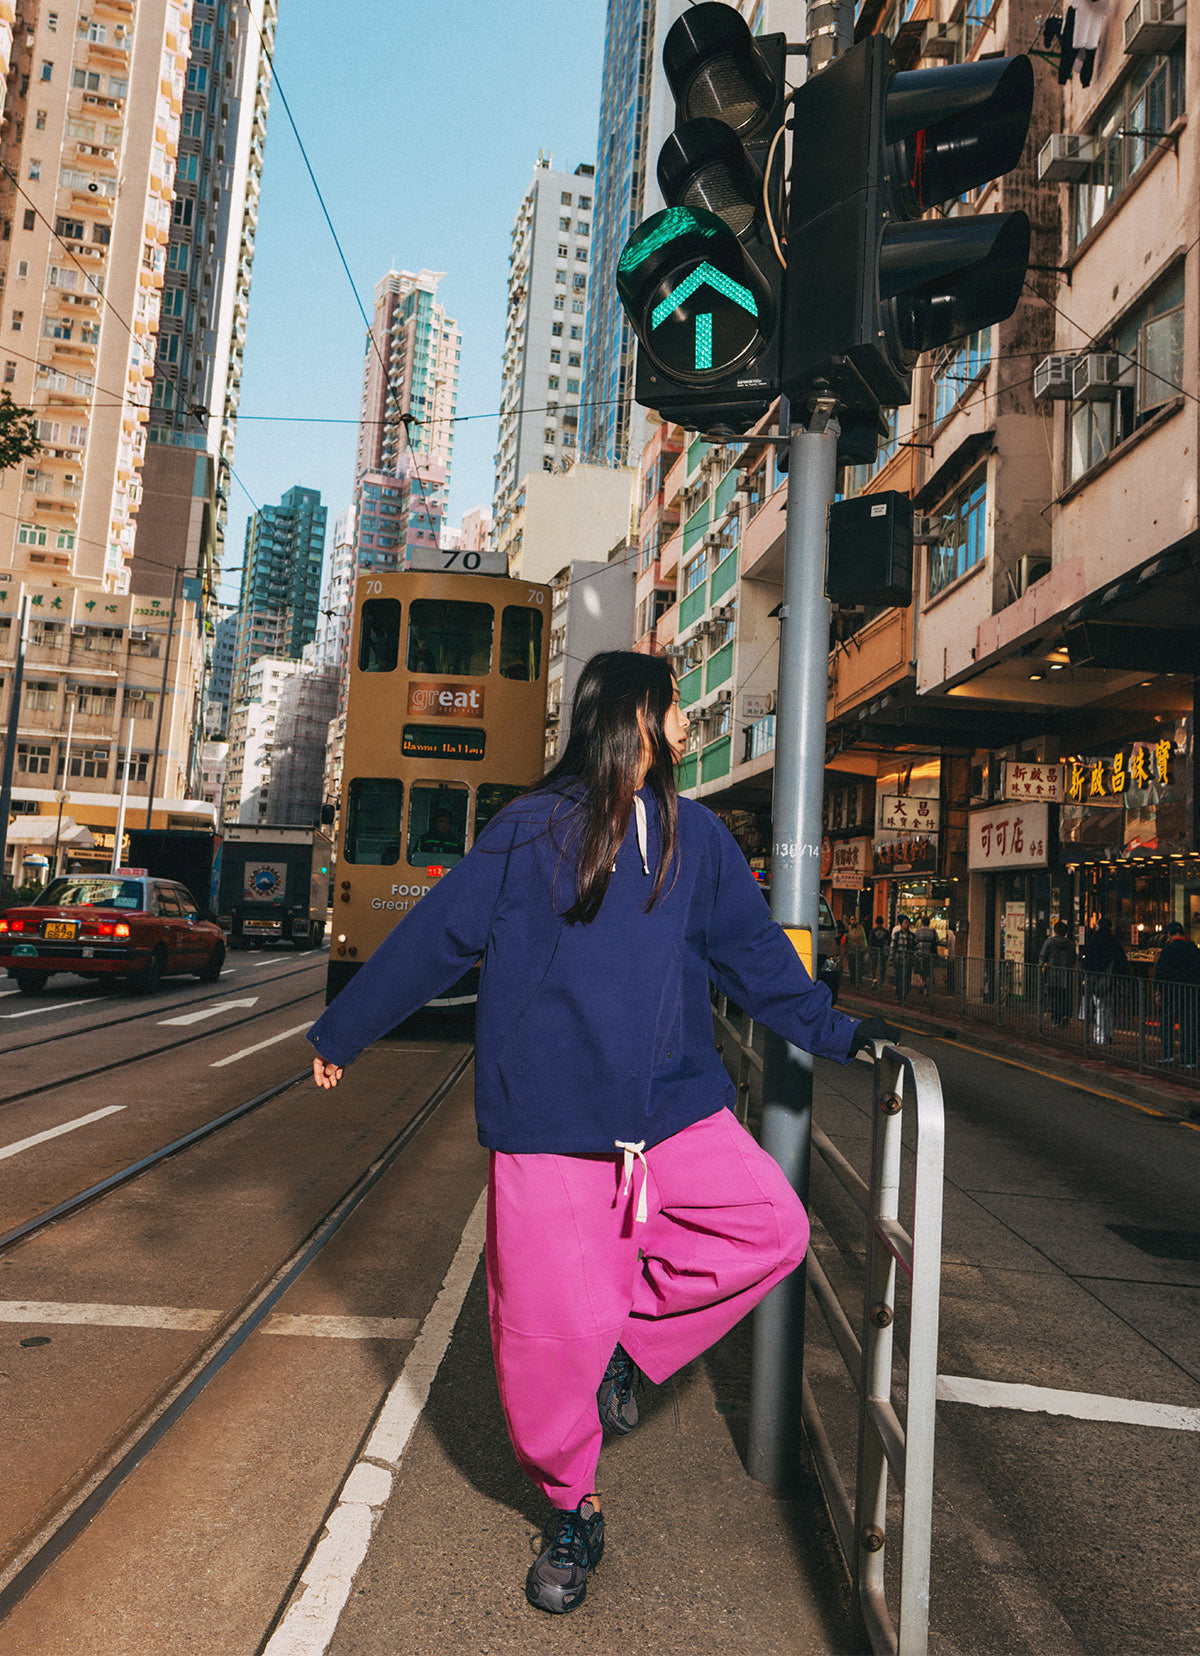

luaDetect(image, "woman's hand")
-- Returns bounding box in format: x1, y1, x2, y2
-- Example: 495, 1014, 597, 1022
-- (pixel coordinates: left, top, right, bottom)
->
313, 1057, 343, 1090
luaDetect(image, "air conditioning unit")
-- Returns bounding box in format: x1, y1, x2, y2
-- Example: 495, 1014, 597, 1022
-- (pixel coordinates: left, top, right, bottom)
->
1037, 134, 1097, 184
1034, 354, 1076, 400
717, 689, 733, 704
664, 643, 688, 663
128, 627, 148, 642
71, 624, 88, 636
714, 601, 736, 622
912, 514, 942, 544
920, 20, 961, 57
1123, 0, 1185, 54
125, 687, 144, 699
1008, 555, 1053, 601
1072, 353, 1131, 400
702, 529, 721, 549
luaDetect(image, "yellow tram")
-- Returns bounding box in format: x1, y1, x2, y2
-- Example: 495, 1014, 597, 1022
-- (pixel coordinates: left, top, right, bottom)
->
327, 568, 550, 1004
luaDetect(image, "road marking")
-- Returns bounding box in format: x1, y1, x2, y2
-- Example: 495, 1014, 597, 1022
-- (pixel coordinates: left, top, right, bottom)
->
158, 996, 260, 1026
937, 1374, 1200, 1431
0, 1301, 419, 1340
210, 1021, 313, 1067
262, 1188, 487, 1656
0, 1105, 125, 1162
1, 998, 90, 1019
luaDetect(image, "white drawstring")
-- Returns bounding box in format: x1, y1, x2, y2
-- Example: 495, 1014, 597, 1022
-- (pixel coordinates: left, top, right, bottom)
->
633, 794, 650, 874
615, 1138, 649, 1225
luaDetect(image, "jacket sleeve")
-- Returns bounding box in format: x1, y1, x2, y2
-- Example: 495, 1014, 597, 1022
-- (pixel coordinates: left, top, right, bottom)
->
702, 820, 858, 1063
307, 815, 520, 1067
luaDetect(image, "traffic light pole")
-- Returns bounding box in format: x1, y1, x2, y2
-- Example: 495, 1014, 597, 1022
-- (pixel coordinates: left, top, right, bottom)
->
748, 411, 839, 1490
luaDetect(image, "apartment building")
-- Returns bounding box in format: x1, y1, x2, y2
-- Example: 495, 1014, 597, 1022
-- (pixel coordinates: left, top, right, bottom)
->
221, 653, 300, 825
1, 575, 212, 873
230, 483, 326, 705
498, 460, 634, 586
493, 154, 594, 547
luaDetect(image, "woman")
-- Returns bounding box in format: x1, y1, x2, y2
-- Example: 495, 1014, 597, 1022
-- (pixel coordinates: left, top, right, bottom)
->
308, 652, 894, 1615
844, 913, 868, 988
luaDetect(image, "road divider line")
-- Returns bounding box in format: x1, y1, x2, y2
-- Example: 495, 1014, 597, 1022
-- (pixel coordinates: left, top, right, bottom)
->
0, 1106, 125, 1162
158, 996, 259, 1027
210, 1022, 313, 1067
937, 1373, 1200, 1431
1, 999, 90, 1019
0, 1301, 420, 1340
262, 1189, 487, 1656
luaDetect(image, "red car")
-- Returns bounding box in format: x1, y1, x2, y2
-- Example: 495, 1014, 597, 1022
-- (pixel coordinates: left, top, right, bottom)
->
0, 873, 226, 996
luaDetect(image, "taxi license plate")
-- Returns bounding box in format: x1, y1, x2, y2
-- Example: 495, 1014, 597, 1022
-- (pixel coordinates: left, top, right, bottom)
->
44, 921, 78, 941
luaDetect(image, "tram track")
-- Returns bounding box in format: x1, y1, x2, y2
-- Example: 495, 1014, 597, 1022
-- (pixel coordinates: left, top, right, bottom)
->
0, 1043, 474, 1619
0, 953, 325, 1061
0, 981, 324, 1108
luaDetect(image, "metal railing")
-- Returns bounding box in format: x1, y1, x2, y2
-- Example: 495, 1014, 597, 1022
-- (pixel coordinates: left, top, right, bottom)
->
847, 948, 1200, 1078
712, 998, 946, 1656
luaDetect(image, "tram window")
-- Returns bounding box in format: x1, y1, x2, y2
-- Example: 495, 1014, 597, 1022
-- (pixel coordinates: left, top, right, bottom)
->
408, 782, 468, 870
358, 598, 402, 673
344, 777, 404, 865
475, 784, 525, 837
407, 600, 492, 676
499, 606, 544, 680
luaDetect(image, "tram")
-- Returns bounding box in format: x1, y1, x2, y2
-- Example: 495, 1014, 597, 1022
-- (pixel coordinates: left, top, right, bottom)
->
327, 568, 550, 1005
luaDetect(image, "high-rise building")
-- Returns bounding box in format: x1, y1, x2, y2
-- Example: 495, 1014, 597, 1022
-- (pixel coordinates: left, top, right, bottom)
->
134, 0, 276, 602
0, 0, 197, 594
231, 484, 327, 704
355, 268, 459, 483
493, 154, 595, 544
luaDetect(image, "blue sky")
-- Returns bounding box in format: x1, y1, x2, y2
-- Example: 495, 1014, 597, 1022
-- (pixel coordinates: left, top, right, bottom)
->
221, 1, 607, 603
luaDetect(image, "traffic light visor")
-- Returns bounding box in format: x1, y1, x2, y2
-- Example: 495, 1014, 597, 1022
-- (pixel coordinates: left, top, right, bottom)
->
888, 55, 1034, 212
662, 2, 779, 138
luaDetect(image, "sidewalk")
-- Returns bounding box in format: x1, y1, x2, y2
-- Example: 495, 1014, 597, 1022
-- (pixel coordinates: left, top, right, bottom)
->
323, 1266, 852, 1656
838, 980, 1200, 1125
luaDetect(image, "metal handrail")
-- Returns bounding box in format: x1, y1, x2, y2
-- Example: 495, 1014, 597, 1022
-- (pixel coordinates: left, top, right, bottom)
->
711, 995, 946, 1656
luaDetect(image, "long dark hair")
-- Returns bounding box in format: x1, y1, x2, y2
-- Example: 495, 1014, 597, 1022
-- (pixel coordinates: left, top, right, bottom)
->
532, 651, 679, 924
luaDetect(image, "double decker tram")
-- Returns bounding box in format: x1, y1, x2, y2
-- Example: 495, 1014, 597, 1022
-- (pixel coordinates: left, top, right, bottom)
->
327, 569, 550, 1005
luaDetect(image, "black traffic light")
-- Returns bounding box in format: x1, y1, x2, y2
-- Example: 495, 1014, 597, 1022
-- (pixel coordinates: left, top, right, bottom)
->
616, 2, 787, 434
783, 37, 1033, 457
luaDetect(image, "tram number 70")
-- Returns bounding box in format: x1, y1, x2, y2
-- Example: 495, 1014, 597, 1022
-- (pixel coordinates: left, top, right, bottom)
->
441, 548, 482, 571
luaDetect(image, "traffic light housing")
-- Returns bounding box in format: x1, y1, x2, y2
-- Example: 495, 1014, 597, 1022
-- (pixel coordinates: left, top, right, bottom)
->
617, 2, 787, 434
783, 37, 1033, 458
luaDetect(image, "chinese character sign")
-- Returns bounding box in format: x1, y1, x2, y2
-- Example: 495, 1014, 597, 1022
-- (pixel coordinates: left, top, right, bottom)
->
1003, 761, 1065, 803
877, 795, 941, 832
968, 803, 1050, 871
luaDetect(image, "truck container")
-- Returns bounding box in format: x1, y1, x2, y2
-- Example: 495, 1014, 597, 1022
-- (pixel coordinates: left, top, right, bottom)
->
124, 828, 222, 915
217, 825, 332, 949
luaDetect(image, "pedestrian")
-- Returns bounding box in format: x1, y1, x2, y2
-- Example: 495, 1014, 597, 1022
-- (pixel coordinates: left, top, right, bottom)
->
844, 912, 868, 989
1079, 917, 1129, 1044
1155, 920, 1200, 1068
913, 917, 939, 991
891, 914, 916, 1002
1037, 920, 1077, 1027
306, 652, 898, 1615
869, 914, 891, 987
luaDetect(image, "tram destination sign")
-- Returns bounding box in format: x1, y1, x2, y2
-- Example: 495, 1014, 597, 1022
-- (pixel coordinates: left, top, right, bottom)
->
402, 725, 487, 761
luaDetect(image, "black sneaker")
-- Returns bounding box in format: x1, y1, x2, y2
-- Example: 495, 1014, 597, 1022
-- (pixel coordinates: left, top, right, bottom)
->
597, 1343, 641, 1435
525, 1499, 605, 1613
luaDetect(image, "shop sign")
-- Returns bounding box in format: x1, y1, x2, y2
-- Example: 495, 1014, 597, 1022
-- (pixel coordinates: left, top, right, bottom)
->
877, 794, 940, 832
968, 802, 1049, 871
1003, 761, 1064, 802
1065, 741, 1172, 801
831, 837, 872, 887
820, 836, 833, 878
873, 835, 937, 876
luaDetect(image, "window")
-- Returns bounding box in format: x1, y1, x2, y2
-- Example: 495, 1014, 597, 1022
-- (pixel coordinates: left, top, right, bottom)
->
358, 597, 401, 671
559, 216, 570, 231
55, 216, 84, 239
579, 195, 591, 210
17, 743, 51, 774
548, 375, 559, 390
499, 605, 543, 680
683, 551, 708, 594
11, 311, 23, 332
344, 778, 403, 865
407, 599, 492, 676
1071, 50, 1186, 248
928, 470, 987, 598
577, 221, 589, 235
3, 362, 14, 384
40, 61, 53, 81
561, 191, 572, 204
570, 326, 582, 340
571, 300, 584, 314
72, 68, 101, 91
575, 247, 588, 261
28, 160, 42, 181
407, 781, 468, 869
25, 681, 56, 710
932, 328, 990, 425
553, 296, 564, 311
65, 749, 109, 779
15, 260, 27, 279
551, 321, 563, 337
558, 243, 569, 258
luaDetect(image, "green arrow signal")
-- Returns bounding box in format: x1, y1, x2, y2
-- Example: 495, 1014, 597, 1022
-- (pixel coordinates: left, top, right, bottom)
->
650, 262, 759, 332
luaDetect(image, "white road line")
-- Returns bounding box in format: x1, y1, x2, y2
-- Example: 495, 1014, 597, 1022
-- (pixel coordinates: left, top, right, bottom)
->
1, 998, 90, 1019
0, 1105, 125, 1162
209, 1021, 313, 1067
158, 996, 259, 1027
262, 1189, 487, 1656
0, 1302, 419, 1340
937, 1374, 1200, 1432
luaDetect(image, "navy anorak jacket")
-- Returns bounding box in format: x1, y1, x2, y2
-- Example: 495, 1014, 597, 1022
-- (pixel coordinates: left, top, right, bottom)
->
308, 785, 859, 1154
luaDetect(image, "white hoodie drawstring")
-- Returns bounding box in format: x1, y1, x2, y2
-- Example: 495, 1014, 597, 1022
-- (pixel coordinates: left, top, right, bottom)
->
615, 1138, 649, 1225
633, 794, 650, 874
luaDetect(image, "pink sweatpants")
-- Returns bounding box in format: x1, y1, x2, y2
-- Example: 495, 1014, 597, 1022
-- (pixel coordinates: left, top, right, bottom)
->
485, 1106, 809, 1510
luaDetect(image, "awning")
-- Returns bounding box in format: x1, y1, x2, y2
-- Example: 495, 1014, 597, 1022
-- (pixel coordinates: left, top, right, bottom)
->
4, 817, 95, 848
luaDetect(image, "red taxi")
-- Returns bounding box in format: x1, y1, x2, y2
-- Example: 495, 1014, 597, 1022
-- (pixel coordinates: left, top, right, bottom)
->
0, 871, 225, 996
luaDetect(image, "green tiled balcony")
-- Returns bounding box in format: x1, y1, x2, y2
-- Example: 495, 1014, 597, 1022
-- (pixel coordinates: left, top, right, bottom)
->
705, 640, 733, 692
677, 664, 703, 706
709, 547, 737, 603
678, 583, 707, 633
700, 735, 732, 783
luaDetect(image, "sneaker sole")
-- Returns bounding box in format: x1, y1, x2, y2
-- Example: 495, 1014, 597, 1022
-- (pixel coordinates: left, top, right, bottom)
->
525, 1571, 595, 1614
